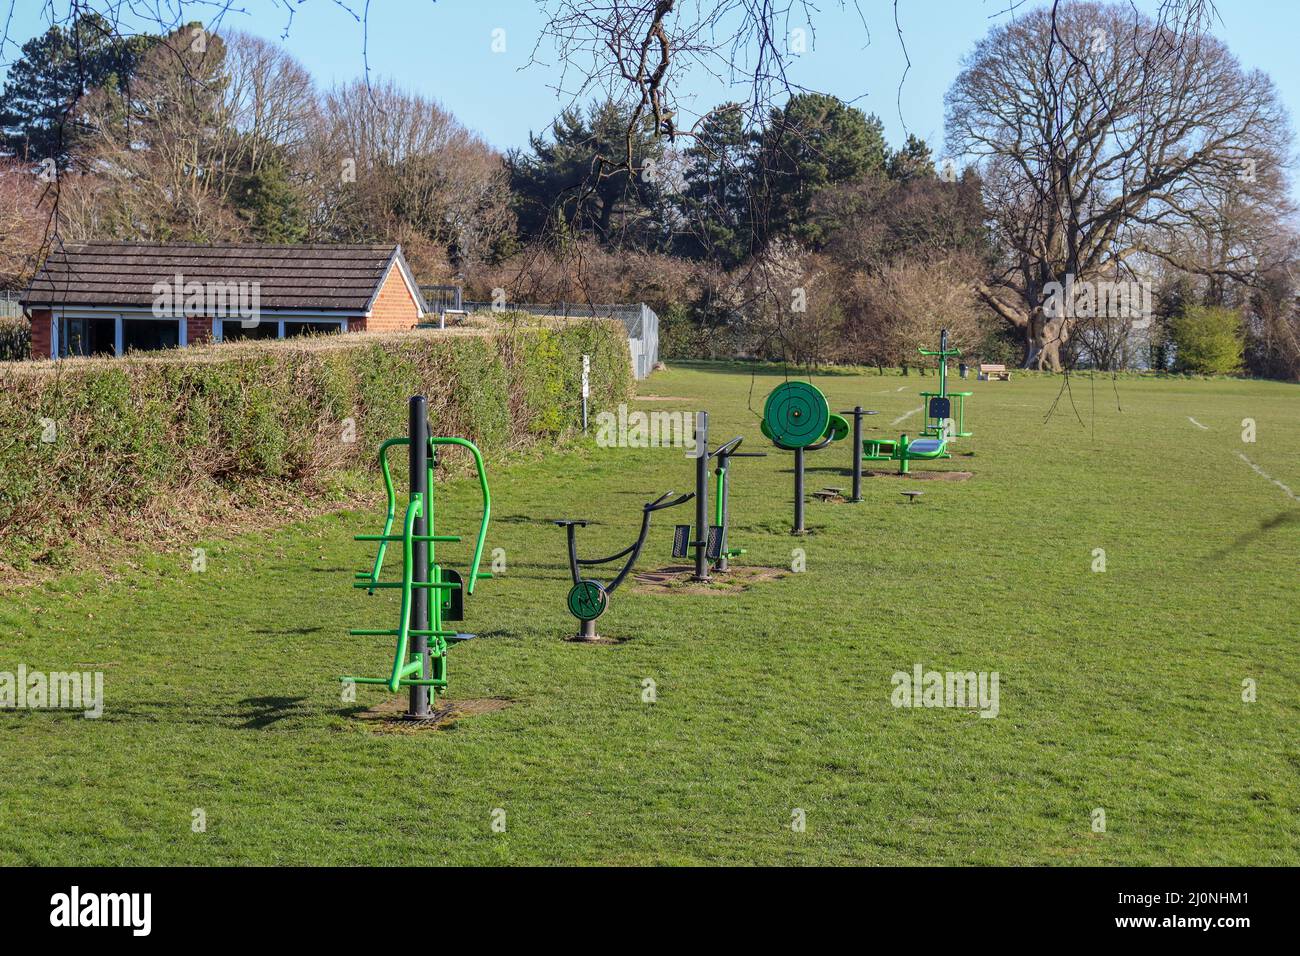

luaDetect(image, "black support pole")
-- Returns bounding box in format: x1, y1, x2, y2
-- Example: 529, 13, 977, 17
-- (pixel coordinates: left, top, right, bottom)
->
693, 411, 710, 581
851, 406, 863, 502
793, 446, 805, 534
408, 396, 431, 719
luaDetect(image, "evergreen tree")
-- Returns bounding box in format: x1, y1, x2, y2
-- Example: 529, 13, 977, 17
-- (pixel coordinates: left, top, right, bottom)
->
754, 93, 887, 246
676, 104, 753, 266
886, 134, 936, 181
232, 150, 308, 243
509, 99, 665, 249
0, 12, 155, 165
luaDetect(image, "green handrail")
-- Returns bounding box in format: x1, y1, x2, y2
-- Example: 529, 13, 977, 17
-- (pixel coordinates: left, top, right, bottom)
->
344, 429, 492, 703
358, 437, 410, 591
429, 436, 491, 595
386, 493, 423, 692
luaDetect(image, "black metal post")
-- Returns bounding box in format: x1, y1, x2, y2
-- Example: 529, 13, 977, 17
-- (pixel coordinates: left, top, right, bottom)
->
408, 396, 431, 718
579, 619, 597, 640
693, 411, 710, 581
793, 446, 805, 534
850, 405, 863, 502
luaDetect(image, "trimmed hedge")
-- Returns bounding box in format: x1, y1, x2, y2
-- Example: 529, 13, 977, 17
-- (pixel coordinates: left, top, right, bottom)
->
0, 320, 632, 574
0, 317, 28, 362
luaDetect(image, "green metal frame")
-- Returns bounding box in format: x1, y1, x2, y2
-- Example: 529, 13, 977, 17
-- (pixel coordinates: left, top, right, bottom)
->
713, 459, 744, 564
918, 332, 969, 440
341, 435, 492, 699
861, 432, 951, 474
920, 390, 972, 439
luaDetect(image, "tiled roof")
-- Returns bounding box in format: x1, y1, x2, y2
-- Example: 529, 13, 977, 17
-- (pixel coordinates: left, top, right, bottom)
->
22, 242, 423, 313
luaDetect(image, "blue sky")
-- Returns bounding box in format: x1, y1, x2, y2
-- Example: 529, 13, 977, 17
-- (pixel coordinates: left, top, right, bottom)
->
5, 0, 1299, 167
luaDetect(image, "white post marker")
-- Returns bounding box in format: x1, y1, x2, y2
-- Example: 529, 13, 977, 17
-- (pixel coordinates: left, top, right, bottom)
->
581, 354, 590, 434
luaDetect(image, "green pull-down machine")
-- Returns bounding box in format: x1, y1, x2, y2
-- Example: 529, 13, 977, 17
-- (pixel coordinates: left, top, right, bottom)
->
862, 328, 974, 474
340, 396, 492, 719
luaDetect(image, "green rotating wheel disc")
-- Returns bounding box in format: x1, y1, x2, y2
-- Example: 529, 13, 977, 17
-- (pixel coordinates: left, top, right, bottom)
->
825, 413, 850, 443
567, 580, 608, 622
763, 381, 830, 449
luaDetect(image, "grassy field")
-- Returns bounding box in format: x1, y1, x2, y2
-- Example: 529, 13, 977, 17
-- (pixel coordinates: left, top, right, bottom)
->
1, 363, 1296, 865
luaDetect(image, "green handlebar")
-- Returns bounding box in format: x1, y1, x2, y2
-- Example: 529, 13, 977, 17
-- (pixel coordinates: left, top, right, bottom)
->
345, 428, 492, 703
429, 436, 491, 595
386, 493, 423, 692
364, 437, 409, 590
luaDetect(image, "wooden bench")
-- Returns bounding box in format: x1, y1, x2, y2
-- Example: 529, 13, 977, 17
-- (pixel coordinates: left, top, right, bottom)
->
979, 363, 1011, 381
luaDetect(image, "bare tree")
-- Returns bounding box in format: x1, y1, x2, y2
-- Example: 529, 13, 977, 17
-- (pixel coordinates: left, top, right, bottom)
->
224, 32, 316, 169
0, 161, 48, 288
851, 255, 986, 368
308, 79, 514, 276
71, 27, 246, 240
946, 0, 1291, 370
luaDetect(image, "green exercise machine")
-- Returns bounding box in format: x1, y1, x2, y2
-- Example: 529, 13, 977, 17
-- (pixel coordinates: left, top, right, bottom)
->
918, 328, 972, 440
340, 395, 492, 718
761, 381, 850, 533
861, 328, 972, 475
670, 411, 766, 577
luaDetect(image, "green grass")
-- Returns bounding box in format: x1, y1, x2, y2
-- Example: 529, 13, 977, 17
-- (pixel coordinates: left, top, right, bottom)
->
1, 363, 1296, 865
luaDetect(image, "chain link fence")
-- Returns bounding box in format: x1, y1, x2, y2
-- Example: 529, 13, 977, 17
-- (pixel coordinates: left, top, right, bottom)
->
0, 291, 22, 319
458, 299, 659, 379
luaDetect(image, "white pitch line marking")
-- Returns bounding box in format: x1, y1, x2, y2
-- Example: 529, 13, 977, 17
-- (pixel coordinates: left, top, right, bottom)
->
1237, 453, 1298, 502
891, 406, 923, 426
1188, 417, 1209, 430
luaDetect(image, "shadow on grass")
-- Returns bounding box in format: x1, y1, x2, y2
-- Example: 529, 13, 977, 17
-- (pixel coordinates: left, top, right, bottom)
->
1205, 509, 1299, 561
238, 696, 309, 729
78, 696, 314, 730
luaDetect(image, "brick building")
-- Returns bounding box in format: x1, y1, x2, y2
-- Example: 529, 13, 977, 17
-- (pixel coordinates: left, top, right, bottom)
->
21, 242, 426, 359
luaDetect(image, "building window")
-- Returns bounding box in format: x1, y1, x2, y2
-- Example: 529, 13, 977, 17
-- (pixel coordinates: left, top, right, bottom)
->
284, 320, 343, 338
122, 319, 180, 353
58, 316, 115, 357
220, 319, 278, 341
218, 318, 345, 341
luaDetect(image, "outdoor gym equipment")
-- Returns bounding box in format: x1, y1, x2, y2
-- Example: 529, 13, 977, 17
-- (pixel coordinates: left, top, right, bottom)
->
918, 328, 972, 441
340, 396, 492, 719
861, 329, 973, 475
760, 381, 850, 534
862, 431, 951, 474
556, 490, 694, 640
670, 411, 766, 578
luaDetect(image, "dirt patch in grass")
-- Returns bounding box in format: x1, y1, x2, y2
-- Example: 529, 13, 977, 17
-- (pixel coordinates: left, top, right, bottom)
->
810, 488, 850, 503
864, 470, 974, 482
564, 632, 628, 646
355, 695, 514, 732
632, 563, 788, 593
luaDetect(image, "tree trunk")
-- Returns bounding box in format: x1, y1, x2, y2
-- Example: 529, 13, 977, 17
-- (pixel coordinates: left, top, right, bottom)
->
1025, 314, 1069, 372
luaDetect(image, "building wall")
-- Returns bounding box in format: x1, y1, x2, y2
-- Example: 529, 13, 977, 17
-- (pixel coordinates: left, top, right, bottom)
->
187, 316, 213, 345
29, 308, 51, 359
363, 265, 422, 332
